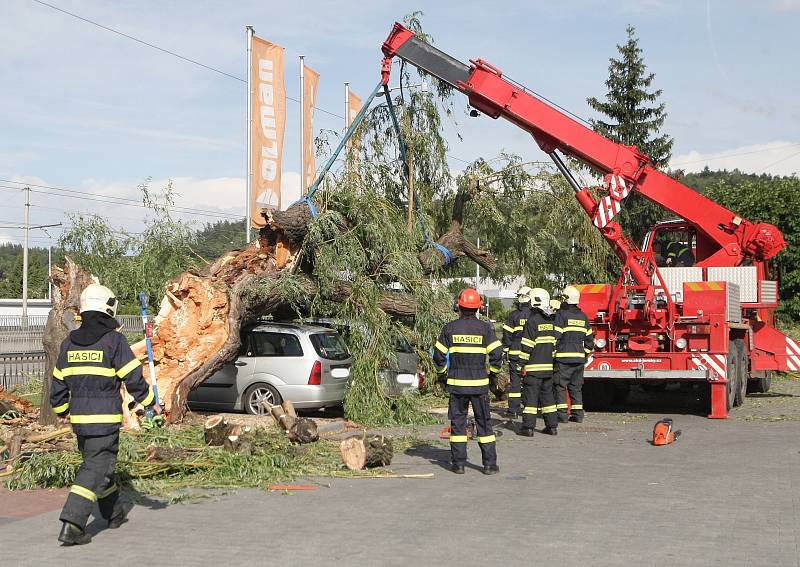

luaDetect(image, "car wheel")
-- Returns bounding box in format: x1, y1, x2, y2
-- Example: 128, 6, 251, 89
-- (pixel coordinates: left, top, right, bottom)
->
243, 383, 282, 415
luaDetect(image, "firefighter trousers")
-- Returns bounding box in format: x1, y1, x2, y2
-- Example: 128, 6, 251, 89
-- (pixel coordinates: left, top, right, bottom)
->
448, 393, 497, 467
555, 362, 585, 421
507, 362, 522, 414
60, 432, 120, 529
522, 375, 558, 430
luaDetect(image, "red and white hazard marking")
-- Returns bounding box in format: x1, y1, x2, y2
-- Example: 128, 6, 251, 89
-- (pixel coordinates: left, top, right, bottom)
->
605, 173, 631, 200
584, 355, 594, 369
785, 337, 800, 371
593, 195, 622, 228
689, 353, 727, 380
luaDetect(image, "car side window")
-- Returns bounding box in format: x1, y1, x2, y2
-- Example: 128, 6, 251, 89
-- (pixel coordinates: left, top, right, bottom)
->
250, 332, 303, 357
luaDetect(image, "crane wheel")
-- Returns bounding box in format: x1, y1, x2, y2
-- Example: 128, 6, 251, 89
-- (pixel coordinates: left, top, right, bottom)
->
733, 339, 747, 407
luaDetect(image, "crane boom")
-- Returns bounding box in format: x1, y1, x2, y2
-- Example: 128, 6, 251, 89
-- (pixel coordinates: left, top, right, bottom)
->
381, 23, 785, 268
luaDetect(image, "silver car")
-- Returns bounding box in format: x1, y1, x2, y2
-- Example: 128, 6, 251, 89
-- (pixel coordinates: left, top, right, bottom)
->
187, 322, 352, 414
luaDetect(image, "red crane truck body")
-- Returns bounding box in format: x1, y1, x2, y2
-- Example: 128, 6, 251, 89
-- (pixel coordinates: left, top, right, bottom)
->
380, 23, 796, 418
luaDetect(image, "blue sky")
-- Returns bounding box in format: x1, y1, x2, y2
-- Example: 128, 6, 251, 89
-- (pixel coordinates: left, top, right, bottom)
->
1, 0, 799, 248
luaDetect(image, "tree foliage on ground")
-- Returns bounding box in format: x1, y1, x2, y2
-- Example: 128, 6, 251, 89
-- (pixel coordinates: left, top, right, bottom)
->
587, 24, 674, 244
703, 173, 800, 320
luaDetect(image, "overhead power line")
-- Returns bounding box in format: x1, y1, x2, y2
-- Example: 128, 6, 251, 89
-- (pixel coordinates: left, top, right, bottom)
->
0, 180, 244, 220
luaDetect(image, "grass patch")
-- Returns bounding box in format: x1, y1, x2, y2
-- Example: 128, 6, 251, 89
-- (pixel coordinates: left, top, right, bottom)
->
4, 426, 424, 497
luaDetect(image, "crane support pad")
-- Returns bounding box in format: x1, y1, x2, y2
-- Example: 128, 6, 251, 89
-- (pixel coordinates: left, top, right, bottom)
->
393, 34, 471, 88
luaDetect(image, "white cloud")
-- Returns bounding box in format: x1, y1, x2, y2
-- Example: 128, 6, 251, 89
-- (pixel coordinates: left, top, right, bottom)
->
769, 0, 800, 11
671, 141, 800, 176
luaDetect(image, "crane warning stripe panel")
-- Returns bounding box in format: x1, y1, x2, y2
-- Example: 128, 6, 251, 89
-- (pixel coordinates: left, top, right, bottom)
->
689, 354, 727, 380
786, 337, 800, 371
575, 284, 608, 293
685, 282, 724, 291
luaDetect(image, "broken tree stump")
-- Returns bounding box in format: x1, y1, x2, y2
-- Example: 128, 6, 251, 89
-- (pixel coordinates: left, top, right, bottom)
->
223, 431, 253, 456
203, 414, 232, 446
339, 435, 394, 470
269, 404, 297, 432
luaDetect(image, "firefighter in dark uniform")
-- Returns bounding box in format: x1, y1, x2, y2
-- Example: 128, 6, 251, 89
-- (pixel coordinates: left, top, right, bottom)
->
501, 286, 532, 418
50, 283, 160, 545
666, 240, 694, 267
433, 288, 503, 475
518, 288, 559, 436
554, 285, 594, 423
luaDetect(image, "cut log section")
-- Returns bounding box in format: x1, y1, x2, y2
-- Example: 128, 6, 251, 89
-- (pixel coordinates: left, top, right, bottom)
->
339, 435, 394, 471
287, 418, 318, 444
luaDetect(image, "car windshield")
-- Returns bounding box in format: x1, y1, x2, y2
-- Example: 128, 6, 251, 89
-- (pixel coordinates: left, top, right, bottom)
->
310, 333, 350, 360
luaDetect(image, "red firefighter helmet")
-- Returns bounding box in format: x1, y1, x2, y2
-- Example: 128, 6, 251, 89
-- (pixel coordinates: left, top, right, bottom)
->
457, 288, 482, 309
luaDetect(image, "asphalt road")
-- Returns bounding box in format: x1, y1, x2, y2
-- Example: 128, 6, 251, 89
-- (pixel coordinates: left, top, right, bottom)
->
2, 380, 799, 567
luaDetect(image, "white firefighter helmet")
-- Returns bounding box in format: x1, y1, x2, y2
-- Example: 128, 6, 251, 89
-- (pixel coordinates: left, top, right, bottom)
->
79, 283, 119, 317
516, 286, 532, 304
530, 287, 550, 309
563, 285, 581, 305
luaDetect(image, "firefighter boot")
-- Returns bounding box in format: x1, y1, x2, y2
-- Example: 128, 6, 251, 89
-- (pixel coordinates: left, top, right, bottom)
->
108, 502, 127, 529
569, 414, 584, 423
58, 521, 92, 546
518, 427, 535, 437
542, 426, 558, 436
483, 464, 500, 475
451, 463, 465, 474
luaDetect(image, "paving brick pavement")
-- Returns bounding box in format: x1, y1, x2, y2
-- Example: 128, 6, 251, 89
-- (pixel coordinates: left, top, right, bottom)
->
1, 395, 798, 566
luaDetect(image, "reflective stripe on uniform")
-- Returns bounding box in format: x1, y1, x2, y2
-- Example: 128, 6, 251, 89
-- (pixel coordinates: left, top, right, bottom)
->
562, 326, 589, 333
556, 403, 569, 410
98, 484, 118, 499
489, 366, 502, 373
534, 336, 557, 345
518, 352, 530, 360
70, 414, 123, 424
450, 435, 468, 443
140, 387, 155, 407
449, 346, 487, 354
508, 392, 522, 398
486, 340, 502, 352
555, 352, 585, 358
522, 406, 539, 414
52, 367, 65, 380
554, 326, 564, 333
541, 404, 557, 413
521, 337, 536, 348
572, 404, 583, 410
117, 358, 142, 378
70, 484, 97, 502
52, 402, 70, 414
477, 435, 496, 444
435, 341, 448, 354
446, 378, 490, 387
508, 349, 521, 356
61, 366, 116, 378
513, 326, 524, 332
502, 324, 515, 333
524, 363, 553, 372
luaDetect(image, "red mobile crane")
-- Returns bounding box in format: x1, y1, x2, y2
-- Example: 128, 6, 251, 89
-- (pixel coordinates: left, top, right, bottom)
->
381, 23, 797, 418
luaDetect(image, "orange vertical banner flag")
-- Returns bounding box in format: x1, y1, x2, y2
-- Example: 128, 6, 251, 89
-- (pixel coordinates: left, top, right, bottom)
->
347, 89, 363, 153
250, 36, 286, 227
303, 65, 320, 192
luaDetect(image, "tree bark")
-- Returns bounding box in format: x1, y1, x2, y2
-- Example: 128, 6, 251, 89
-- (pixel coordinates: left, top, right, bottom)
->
203, 414, 231, 446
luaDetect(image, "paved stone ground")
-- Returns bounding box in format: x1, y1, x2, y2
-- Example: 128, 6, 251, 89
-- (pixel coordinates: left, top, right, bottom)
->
1, 378, 798, 567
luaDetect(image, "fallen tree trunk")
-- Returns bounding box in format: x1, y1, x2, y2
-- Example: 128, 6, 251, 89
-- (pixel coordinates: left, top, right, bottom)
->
50, 187, 494, 423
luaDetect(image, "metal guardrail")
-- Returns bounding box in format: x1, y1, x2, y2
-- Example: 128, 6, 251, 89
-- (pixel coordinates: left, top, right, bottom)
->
0, 315, 145, 355
0, 351, 46, 390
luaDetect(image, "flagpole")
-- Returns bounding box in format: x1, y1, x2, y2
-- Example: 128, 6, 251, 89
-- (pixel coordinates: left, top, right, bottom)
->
344, 82, 350, 178
245, 25, 254, 243
299, 55, 305, 196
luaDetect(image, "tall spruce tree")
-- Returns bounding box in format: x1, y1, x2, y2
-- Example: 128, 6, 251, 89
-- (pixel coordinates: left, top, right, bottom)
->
587, 25, 673, 243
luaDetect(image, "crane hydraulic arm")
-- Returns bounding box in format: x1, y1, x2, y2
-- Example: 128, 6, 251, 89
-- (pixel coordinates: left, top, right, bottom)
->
380, 23, 785, 274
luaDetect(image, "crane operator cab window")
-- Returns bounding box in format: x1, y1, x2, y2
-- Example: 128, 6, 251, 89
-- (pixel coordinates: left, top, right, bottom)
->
650, 229, 696, 268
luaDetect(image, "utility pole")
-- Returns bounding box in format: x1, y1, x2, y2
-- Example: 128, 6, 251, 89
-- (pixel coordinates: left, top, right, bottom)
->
300, 55, 305, 196
245, 25, 254, 244
22, 186, 30, 327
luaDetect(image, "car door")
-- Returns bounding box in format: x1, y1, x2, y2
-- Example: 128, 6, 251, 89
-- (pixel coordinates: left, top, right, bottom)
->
188, 332, 252, 408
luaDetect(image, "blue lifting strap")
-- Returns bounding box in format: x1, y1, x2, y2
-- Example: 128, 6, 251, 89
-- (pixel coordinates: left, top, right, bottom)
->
297, 196, 319, 218
431, 242, 453, 265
